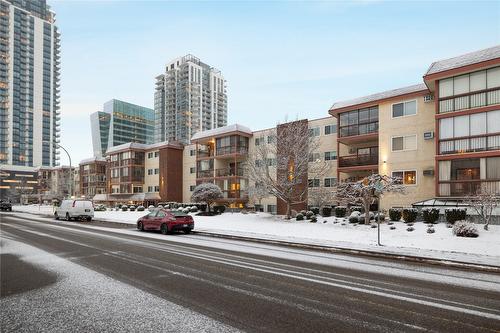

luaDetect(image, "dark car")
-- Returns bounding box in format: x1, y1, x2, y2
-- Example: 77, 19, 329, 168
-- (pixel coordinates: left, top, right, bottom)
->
0, 200, 12, 211
137, 209, 194, 235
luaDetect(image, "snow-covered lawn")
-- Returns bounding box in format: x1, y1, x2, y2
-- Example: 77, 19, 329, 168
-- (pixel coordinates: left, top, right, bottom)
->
12, 204, 500, 266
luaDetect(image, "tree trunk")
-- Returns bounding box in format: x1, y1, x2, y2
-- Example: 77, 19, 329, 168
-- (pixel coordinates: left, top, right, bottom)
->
286, 201, 291, 219
364, 199, 371, 225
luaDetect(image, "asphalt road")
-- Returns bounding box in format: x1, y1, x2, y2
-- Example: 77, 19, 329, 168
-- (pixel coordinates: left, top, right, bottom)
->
1, 213, 500, 332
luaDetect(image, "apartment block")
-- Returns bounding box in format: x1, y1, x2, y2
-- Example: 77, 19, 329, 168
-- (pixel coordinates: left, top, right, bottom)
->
154, 54, 227, 144
0, 0, 61, 167
90, 99, 154, 157
79, 157, 107, 199
36, 165, 74, 201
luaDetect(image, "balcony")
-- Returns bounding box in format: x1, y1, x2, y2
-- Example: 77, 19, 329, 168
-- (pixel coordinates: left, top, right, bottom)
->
438, 179, 500, 197
439, 88, 500, 113
197, 149, 213, 158
221, 190, 248, 200
439, 133, 500, 155
216, 146, 248, 157
215, 168, 245, 177
338, 153, 379, 168
197, 169, 214, 178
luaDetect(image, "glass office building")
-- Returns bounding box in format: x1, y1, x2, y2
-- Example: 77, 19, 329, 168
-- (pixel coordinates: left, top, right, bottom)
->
91, 99, 154, 157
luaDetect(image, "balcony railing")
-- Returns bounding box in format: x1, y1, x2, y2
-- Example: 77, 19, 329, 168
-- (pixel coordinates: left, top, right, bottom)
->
338, 153, 379, 168
215, 168, 245, 177
197, 149, 213, 158
438, 179, 500, 197
439, 133, 500, 154
339, 121, 378, 138
216, 146, 248, 156
221, 190, 248, 199
197, 169, 214, 178
439, 88, 500, 113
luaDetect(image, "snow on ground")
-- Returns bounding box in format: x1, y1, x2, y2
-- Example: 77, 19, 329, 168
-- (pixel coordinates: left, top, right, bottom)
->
12, 204, 500, 266
0, 236, 238, 332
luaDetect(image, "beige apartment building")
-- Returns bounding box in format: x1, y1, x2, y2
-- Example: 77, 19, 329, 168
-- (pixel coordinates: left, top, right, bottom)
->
79, 45, 500, 214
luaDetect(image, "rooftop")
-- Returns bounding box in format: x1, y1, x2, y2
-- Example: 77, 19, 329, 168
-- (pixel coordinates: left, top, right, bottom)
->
330, 83, 428, 111
191, 124, 253, 142
425, 45, 500, 76
79, 157, 107, 165
104, 141, 180, 155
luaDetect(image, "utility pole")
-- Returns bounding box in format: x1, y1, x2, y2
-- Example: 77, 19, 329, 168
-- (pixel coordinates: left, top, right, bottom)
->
56, 144, 73, 198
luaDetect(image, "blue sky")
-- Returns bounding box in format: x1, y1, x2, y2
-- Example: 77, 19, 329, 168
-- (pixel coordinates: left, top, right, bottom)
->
50, 0, 500, 165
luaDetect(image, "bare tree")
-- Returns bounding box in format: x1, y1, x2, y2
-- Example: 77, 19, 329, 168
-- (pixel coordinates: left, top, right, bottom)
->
246, 120, 330, 219
308, 186, 335, 209
247, 183, 269, 211
335, 174, 406, 225
466, 189, 500, 231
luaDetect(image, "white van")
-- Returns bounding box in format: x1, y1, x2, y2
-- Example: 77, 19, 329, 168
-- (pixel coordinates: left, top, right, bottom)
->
55, 200, 94, 221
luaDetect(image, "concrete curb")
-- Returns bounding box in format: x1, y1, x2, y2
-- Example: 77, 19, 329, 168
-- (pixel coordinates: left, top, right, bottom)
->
191, 230, 500, 274
9, 211, 500, 273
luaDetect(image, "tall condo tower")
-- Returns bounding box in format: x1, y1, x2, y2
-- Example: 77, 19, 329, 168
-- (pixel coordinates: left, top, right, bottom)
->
0, 0, 61, 167
154, 54, 227, 144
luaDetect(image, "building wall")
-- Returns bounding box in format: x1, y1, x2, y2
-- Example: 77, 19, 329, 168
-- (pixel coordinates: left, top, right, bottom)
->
159, 146, 183, 202
378, 95, 436, 209
143, 149, 159, 193
182, 144, 197, 203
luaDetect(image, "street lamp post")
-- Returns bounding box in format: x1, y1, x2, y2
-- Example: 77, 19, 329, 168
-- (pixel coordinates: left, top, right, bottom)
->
56, 144, 73, 198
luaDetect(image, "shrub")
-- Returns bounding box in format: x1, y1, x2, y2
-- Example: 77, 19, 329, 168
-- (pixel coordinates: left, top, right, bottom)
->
300, 210, 307, 215
390, 226, 396, 230
387, 221, 394, 225
213, 205, 226, 214
291, 210, 298, 218
121, 206, 128, 211
422, 208, 440, 224
374, 213, 385, 222
389, 209, 402, 222
452, 220, 479, 238
241, 209, 248, 214
335, 206, 347, 218
348, 216, 358, 224
406, 222, 414, 226
350, 206, 363, 213
321, 206, 332, 217
310, 207, 320, 215
341, 223, 346, 226
446, 223, 453, 228
198, 204, 207, 212
190, 206, 198, 213
445, 208, 467, 225
427, 227, 435, 234
305, 211, 314, 219
129, 205, 136, 212
370, 224, 377, 228
182, 208, 190, 214
310, 216, 317, 223
137, 205, 145, 211
148, 205, 155, 211
407, 226, 415, 232
296, 213, 304, 221
402, 208, 418, 223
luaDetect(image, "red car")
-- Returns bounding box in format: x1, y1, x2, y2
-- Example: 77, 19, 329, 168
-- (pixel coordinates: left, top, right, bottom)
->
137, 209, 194, 234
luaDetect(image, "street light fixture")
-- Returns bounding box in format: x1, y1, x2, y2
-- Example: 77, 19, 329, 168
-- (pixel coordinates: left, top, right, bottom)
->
56, 143, 73, 198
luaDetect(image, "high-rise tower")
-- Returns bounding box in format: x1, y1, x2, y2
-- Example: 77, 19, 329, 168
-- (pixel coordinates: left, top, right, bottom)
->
154, 54, 227, 144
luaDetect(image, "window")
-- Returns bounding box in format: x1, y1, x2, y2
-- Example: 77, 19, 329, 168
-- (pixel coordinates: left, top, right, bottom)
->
439, 66, 500, 98
154, 168, 159, 175
392, 100, 417, 118
392, 135, 417, 152
309, 153, 320, 162
267, 205, 276, 214
133, 186, 143, 193
154, 151, 159, 157
147, 152, 153, 159
339, 107, 378, 137
147, 186, 153, 192
439, 110, 500, 140
392, 170, 417, 185
308, 179, 320, 188
309, 127, 320, 137
148, 169, 153, 175
324, 151, 337, 161
255, 137, 264, 146
324, 124, 336, 135
190, 185, 195, 191
266, 158, 276, 166
267, 135, 275, 144
154, 186, 160, 192
190, 167, 195, 174
324, 177, 336, 187
190, 149, 196, 156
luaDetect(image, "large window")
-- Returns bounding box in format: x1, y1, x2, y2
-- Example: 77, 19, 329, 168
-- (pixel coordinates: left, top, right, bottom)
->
308, 179, 320, 188
392, 100, 417, 118
439, 67, 500, 98
309, 127, 320, 137
324, 151, 337, 161
339, 107, 378, 137
324, 177, 337, 187
324, 124, 336, 135
392, 170, 417, 185
439, 110, 500, 139
391, 135, 417, 152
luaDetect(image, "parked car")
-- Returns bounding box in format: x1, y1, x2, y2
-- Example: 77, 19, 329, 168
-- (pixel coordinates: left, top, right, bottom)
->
55, 199, 94, 221
0, 200, 12, 211
137, 208, 194, 234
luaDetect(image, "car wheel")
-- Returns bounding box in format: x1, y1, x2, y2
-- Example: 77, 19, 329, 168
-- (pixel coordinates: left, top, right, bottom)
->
8, 207, 12, 212
54, 212, 59, 220
86, 216, 92, 222
160, 223, 168, 235
184, 228, 191, 234
65, 213, 71, 221
138, 222, 144, 231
